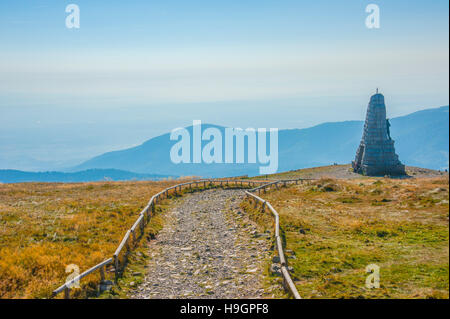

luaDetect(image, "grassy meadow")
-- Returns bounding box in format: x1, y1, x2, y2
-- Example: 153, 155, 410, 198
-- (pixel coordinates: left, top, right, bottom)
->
242, 176, 449, 298
0, 180, 179, 298
1, 171, 448, 299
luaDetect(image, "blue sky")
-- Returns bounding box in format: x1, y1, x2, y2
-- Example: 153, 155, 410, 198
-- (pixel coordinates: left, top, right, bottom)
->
0, 0, 448, 167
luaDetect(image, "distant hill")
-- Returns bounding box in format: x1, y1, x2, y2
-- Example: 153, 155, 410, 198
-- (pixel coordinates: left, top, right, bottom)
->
0, 169, 173, 183
73, 106, 449, 177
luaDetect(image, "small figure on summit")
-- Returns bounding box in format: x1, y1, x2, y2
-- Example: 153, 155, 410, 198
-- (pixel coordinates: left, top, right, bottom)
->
386, 118, 391, 140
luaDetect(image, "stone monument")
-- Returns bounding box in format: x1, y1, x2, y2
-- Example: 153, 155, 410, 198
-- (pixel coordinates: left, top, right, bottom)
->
352, 90, 406, 176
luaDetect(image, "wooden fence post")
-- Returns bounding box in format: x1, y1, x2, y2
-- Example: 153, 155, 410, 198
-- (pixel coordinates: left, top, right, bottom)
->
114, 255, 119, 278
125, 237, 130, 254
100, 266, 105, 282
64, 287, 70, 299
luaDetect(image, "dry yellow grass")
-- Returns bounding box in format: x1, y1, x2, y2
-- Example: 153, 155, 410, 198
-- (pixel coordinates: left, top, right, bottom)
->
242, 176, 449, 298
2, 174, 448, 299
0, 180, 179, 298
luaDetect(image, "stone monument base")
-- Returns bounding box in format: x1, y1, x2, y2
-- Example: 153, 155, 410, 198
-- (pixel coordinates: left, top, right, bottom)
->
352, 139, 406, 176
352, 161, 406, 176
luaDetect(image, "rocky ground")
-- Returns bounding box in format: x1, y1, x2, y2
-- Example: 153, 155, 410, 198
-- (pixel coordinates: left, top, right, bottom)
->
129, 189, 274, 299
264, 164, 448, 180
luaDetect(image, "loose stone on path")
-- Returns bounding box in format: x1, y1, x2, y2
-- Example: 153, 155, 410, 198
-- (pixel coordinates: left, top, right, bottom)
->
129, 189, 272, 299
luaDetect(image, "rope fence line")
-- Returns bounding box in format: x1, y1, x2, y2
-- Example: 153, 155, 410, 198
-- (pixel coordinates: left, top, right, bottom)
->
244, 179, 315, 299
51, 178, 312, 299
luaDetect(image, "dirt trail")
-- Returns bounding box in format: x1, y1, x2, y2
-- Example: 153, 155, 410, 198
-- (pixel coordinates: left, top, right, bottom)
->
129, 189, 272, 299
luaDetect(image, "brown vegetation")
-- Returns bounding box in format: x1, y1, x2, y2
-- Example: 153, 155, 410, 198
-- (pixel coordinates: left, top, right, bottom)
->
0, 180, 179, 298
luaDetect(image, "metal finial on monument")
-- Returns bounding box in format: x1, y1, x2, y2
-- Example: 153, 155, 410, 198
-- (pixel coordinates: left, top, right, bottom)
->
376, 88, 379, 94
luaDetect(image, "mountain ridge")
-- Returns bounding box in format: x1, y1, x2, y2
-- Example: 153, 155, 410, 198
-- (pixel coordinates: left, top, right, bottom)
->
0, 168, 174, 183
72, 105, 449, 177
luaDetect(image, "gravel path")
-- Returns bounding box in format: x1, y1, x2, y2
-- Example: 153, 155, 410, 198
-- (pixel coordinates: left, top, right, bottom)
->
129, 189, 272, 299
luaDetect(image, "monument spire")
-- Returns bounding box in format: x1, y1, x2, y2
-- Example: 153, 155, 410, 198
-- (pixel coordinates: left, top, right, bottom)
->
352, 92, 405, 176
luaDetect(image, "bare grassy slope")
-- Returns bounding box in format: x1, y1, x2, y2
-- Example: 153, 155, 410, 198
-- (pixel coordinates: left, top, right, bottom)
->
260, 164, 447, 180
0, 180, 179, 298
242, 176, 449, 298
